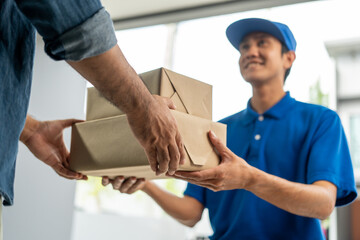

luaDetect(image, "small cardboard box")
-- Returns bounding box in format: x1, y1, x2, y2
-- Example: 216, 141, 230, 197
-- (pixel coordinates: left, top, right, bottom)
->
69, 110, 226, 179
86, 67, 213, 121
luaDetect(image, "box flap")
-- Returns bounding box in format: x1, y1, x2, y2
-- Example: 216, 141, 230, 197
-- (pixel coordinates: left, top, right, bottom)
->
141, 68, 188, 114
86, 68, 212, 121
139, 68, 162, 95
163, 68, 212, 120
70, 115, 148, 171
173, 110, 226, 167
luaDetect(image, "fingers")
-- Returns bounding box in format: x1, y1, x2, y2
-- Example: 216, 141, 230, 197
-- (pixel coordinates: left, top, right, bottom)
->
130, 95, 183, 175
102, 177, 110, 186
208, 131, 224, 150
101, 176, 121, 188
176, 133, 186, 165
59, 118, 84, 128
102, 176, 145, 194
173, 169, 219, 181
156, 146, 171, 175
145, 147, 158, 172
64, 151, 71, 168
208, 131, 230, 158
148, 141, 181, 176
112, 176, 125, 189
118, 177, 144, 193
159, 122, 184, 175
154, 138, 183, 176
164, 97, 186, 166
127, 178, 145, 194
119, 177, 136, 193
168, 140, 180, 175
54, 163, 87, 180
172, 174, 223, 192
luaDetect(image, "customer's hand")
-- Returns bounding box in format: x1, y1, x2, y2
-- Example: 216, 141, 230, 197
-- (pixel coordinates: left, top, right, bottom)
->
20, 116, 87, 180
172, 131, 254, 191
102, 176, 147, 194
126, 95, 186, 176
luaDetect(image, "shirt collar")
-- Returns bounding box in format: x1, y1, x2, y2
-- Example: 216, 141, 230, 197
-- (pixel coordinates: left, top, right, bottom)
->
242, 92, 295, 125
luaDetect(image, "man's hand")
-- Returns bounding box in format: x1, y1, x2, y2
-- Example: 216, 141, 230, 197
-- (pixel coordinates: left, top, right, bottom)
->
127, 95, 186, 176
172, 131, 253, 191
20, 116, 87, 180
102, 176, 147, 194
67, 46, 186, 176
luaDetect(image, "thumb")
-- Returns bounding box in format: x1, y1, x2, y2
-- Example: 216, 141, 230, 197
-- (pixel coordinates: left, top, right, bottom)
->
59, 118, 84, 128
208, 131, 230, 161
55, 163, 88, 180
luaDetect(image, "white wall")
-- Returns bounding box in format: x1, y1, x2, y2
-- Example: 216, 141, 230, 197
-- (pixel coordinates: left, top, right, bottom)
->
2, 36, 87, 240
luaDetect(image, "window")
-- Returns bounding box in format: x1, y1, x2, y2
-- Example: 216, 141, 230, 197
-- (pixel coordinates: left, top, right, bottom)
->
350, 115, 360, 175
329, 49, 360, 182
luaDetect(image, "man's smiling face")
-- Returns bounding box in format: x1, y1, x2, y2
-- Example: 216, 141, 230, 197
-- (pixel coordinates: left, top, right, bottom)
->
238, 32, 288, 86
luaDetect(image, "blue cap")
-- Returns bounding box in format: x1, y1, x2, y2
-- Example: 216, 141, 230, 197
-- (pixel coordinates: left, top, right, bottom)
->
226, 18, 297, 52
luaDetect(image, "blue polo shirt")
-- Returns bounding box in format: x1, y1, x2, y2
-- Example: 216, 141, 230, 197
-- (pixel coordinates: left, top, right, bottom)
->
184, 92, 357, 240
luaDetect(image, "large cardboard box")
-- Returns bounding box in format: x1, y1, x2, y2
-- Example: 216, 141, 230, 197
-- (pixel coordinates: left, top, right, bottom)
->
86, 68, 213, 121
69, 110, 226, 179
69, 68, 226, 179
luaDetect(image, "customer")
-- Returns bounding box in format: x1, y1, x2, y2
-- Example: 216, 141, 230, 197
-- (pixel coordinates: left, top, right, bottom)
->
0, 1, 185, 238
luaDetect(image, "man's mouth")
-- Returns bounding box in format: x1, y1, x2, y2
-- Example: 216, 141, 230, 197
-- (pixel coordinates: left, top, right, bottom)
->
245, 62, 263, 68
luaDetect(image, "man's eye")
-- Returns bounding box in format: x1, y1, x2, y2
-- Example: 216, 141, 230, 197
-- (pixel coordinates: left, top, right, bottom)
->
240, 44, 249, 51
258, 40, 266, 46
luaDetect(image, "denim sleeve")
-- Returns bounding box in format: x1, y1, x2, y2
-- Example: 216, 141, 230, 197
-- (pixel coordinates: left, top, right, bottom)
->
15, 0, 117, 61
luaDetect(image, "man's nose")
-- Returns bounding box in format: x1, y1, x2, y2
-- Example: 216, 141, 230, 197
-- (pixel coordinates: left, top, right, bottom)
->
245, 45, 259, 58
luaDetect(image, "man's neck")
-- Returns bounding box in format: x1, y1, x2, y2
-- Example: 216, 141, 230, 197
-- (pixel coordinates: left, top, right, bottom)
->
250, 83, 286, 114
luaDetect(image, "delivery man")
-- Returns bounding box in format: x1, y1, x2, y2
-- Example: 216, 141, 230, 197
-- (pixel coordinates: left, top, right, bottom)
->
103, 18, 357, 239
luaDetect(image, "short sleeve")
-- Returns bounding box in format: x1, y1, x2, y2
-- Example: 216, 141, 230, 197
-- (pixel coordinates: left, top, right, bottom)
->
307, 110, 357, 206
184, 182, 206, 206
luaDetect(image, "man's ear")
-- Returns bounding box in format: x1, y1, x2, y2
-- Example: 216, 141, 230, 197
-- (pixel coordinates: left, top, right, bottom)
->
283, 51, 296, 69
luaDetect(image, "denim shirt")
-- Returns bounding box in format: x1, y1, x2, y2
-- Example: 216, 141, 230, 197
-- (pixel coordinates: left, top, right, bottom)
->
0, 0, 117, 205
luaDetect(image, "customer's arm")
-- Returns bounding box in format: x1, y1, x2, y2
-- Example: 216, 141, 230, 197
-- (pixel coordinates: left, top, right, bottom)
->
173, 131, 337, 220
20, 115, 87, 180
102, 176, 204, 227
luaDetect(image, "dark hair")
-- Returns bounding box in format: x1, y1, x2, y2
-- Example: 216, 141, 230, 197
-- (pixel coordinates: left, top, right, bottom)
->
281, 44, 291, 83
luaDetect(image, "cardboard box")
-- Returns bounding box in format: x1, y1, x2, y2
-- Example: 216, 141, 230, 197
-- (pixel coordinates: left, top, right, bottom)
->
86, 68, 213, 121
69, 110, 226, 179
70, 68, 226, 179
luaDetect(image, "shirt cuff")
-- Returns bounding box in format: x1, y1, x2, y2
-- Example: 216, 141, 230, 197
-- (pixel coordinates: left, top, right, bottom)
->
44, 8, 117, 61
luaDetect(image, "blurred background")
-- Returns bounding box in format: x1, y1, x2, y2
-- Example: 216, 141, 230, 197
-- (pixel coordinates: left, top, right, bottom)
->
4, 0, 360, 239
